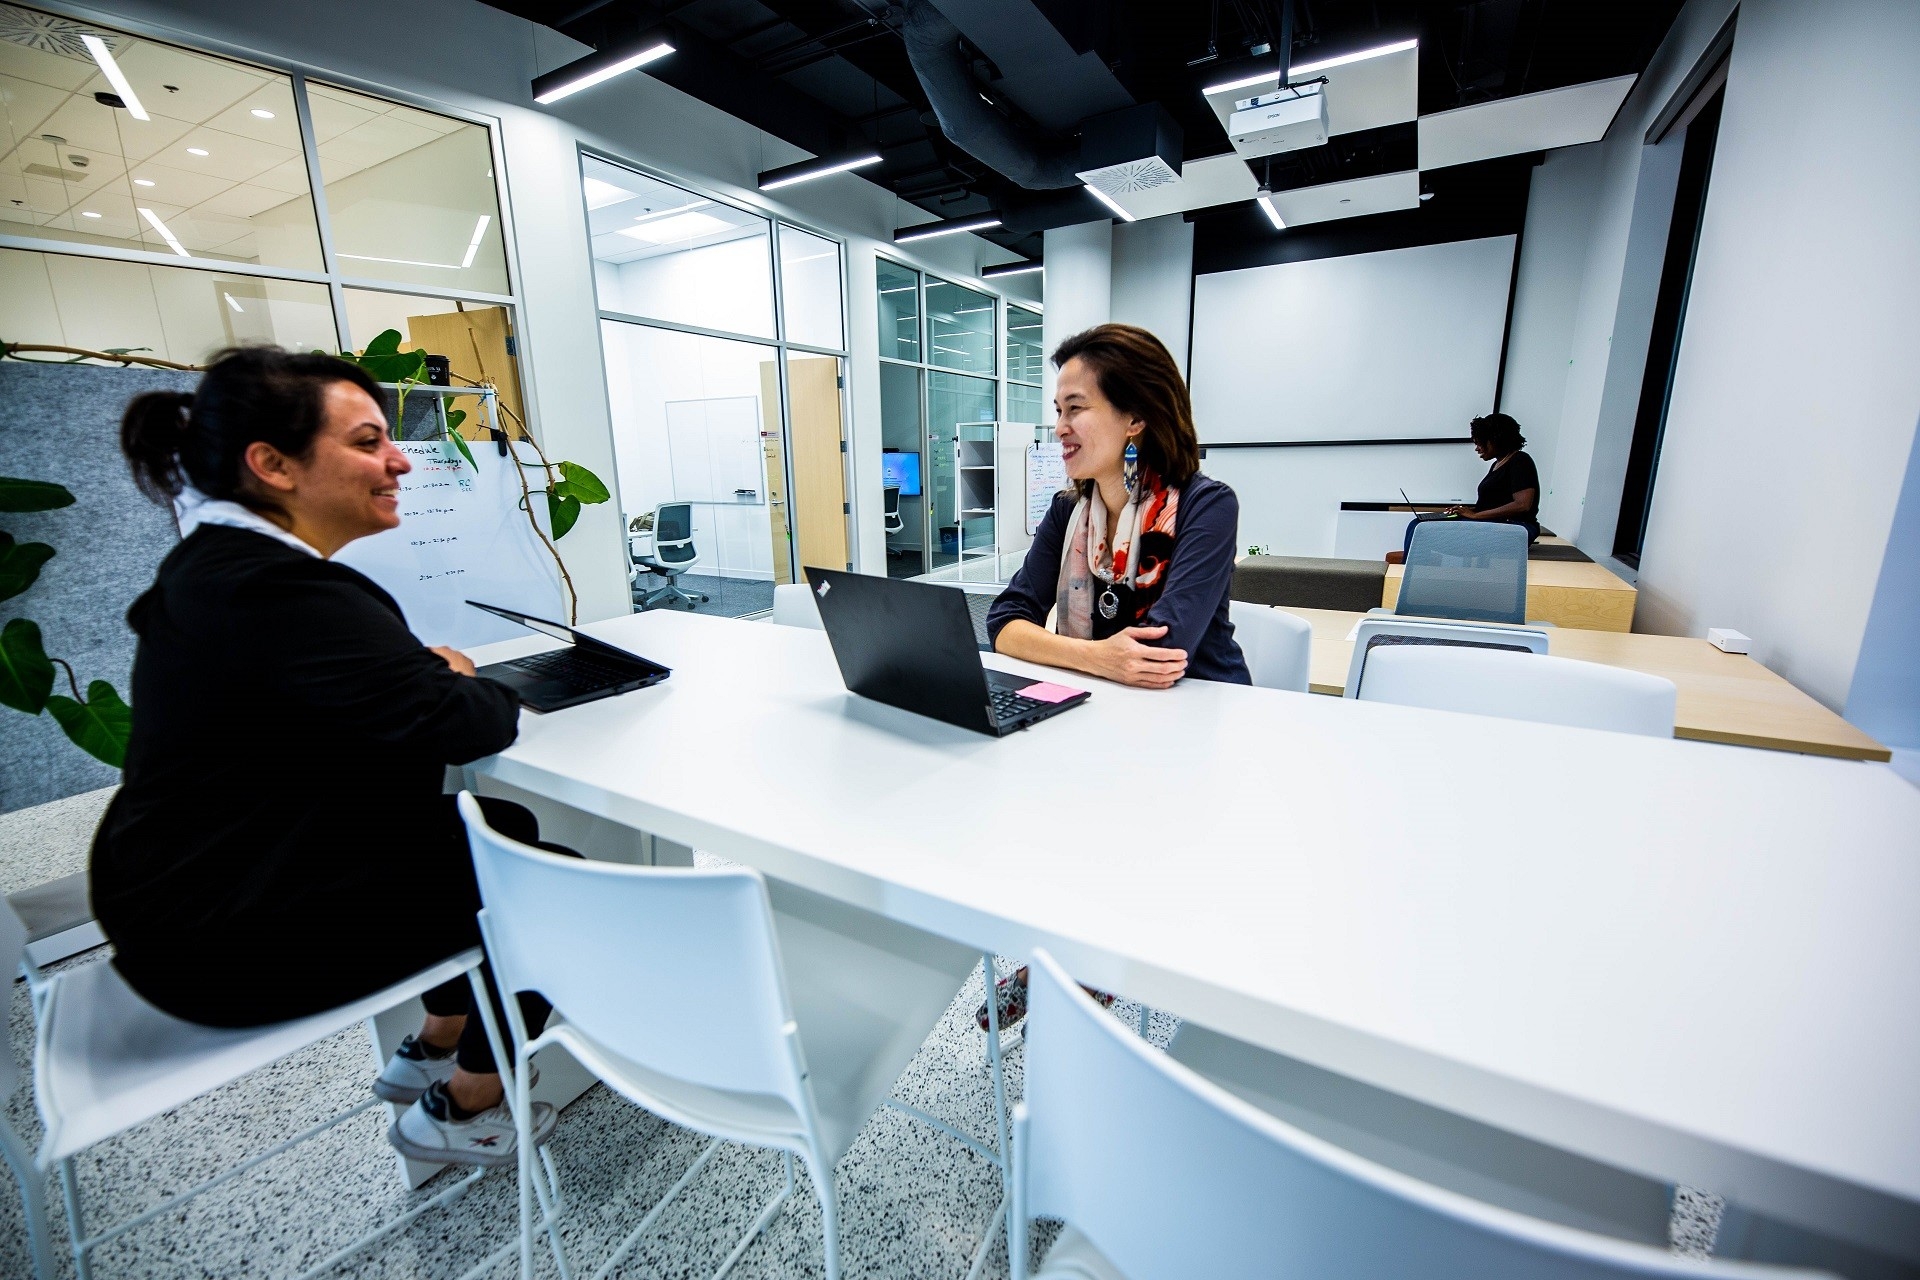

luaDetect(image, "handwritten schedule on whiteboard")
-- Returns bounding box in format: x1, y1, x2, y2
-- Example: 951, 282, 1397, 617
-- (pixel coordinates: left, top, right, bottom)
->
335, 440, 566, 649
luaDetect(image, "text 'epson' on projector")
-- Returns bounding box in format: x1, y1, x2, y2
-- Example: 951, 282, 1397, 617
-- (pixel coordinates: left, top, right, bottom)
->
1228, 83, 1328, 159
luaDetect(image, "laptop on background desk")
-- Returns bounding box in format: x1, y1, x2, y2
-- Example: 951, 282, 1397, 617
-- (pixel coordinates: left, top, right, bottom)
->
465, 600, 671, 712
805, 568, 1089, 737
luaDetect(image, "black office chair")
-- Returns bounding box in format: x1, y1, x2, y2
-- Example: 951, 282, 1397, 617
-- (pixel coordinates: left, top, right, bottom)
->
883, 486, 904, 536
633, 502, 708, 610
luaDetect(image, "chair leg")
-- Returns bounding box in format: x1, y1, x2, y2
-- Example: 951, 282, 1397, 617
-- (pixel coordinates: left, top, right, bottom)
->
58, 1157, 91, 1280
0, 1116, 54, 1280
980, 954, 1013, 1198
809, 1152, 841, 1280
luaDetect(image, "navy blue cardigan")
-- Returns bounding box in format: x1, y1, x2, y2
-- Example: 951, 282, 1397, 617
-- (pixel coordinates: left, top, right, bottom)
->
986, 473, 1251, 685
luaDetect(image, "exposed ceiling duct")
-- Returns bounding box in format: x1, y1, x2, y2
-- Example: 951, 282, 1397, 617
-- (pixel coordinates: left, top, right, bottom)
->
897, 0, 1081, 190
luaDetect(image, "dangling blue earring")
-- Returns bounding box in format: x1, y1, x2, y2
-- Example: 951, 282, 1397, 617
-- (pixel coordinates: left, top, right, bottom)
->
1123, 441, 1139, 493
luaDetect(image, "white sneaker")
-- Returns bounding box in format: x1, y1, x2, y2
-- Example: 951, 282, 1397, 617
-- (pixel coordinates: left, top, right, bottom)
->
388, 1081, 557, 1168
372, 1035, 458, 1104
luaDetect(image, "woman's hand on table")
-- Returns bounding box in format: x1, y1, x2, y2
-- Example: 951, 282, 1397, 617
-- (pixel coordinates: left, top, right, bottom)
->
431, 645, 477, 677
1091, 625, 1187, 689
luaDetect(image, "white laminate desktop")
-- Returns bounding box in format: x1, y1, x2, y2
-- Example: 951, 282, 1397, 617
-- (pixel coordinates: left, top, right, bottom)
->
467, 610, 1920, 1263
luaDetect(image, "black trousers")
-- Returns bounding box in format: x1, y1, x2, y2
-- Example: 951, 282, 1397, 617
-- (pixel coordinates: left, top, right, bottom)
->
420, 797, 573, 1075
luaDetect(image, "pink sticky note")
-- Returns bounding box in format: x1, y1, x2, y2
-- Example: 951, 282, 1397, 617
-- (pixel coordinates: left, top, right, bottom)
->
1020, 681, 1084, 704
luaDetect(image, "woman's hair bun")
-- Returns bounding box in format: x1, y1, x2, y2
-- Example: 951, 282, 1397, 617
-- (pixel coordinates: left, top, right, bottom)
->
120, 389, 196, 502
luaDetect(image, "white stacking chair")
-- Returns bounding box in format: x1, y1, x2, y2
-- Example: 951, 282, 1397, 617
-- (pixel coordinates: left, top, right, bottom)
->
28, 935, 562, 1280
771, 581, 825, 629
1357, 644, 1677, 737
1344, 615, 1550, 701
1009, 949, 1833, 1280
458, 792, 1011, 1280
2, 902, 55, 1280
1228, 601, 1312, 692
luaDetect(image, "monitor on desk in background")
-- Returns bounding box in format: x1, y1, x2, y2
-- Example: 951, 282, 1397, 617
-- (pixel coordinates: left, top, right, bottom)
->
881, 450, 921, 496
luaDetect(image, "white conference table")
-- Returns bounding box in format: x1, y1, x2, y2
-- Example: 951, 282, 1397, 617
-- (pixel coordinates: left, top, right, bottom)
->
468, 609, 1920, 1263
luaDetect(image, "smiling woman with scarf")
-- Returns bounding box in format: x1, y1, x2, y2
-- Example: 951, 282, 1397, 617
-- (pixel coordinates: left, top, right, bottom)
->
978, 324, 1248, 1030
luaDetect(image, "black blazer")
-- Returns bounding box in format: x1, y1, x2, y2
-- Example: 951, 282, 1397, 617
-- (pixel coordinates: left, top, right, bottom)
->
90, 525, 520, 1022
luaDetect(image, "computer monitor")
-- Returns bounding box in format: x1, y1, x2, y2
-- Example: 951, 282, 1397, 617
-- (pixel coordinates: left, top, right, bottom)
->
881, 450, 922, 496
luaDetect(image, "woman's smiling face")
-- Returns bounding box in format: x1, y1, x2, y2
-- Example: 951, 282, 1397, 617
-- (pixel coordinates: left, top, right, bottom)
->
1054, 355, 1142, 483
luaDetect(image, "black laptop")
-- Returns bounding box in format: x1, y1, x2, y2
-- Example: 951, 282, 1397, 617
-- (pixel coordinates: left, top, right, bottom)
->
804, 568, 1089, 737
465, 600, 670, 712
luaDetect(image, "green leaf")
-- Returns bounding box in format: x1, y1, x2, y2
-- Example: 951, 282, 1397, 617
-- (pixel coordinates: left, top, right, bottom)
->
546, 490, 582, 539
443, 407, 467, 434
362, 329, 404, 358
0, 532, 56, 602
46, 680, 132, 769
551, 460, 611, 506
0, 476, 76, 513
446, 430, 477, 470
0, 617, 54, 714
359, 350, 427, 385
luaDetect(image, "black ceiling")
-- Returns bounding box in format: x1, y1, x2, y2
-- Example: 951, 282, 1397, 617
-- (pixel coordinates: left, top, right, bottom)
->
483, 0, 1683, 259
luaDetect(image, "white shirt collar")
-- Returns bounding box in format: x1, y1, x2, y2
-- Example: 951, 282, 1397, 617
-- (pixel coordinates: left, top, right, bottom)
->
174, 487, 323, 558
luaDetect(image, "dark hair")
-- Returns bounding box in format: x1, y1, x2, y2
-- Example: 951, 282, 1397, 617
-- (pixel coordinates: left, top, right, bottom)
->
1051, 324, 1202, 488
1469, 412, 1526, 455
120, 346, 383, 507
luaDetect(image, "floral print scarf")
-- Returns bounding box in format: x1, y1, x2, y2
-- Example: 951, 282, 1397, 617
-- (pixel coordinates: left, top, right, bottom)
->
1054, 468, 1180, 638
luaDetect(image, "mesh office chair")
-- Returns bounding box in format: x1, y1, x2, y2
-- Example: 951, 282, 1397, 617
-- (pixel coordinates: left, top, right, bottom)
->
1395, 520, 1530, 624
633, 502, 708, 611
883, 486, 904, 535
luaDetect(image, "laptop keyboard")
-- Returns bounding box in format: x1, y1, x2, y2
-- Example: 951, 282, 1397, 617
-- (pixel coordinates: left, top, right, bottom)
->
509, 647, 636, 684
988, 687, 1045, 723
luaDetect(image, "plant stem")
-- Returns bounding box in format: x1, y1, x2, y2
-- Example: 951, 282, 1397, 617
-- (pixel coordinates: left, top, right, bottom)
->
49, 656, 82, 701
2, 343, 204, 371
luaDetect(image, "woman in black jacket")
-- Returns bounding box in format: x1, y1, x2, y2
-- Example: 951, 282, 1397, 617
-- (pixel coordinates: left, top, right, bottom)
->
95, 346, 554, 1167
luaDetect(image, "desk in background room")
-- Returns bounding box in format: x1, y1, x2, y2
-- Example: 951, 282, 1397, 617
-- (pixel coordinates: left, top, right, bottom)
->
1285, 606, 1891, 761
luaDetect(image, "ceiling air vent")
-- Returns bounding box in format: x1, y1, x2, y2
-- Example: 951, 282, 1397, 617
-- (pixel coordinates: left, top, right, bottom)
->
1074, 103, 1184, 201
1079, 156, 1180, 198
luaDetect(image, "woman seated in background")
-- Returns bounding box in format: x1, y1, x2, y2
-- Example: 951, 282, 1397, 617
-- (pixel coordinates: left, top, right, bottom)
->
978, 323, 1247, 1030
1387, 412, 1541, 564
986, 322, 1249, 690
95, 346, 560, 1168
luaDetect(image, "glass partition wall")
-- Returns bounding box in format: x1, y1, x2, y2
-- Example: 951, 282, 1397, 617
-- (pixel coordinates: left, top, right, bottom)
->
585, 154, 849, 617
878, 261, 1035, 579
0, 2, 526, 420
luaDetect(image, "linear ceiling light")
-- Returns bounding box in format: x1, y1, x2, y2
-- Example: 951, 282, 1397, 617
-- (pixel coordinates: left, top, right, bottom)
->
81, 35, 148, 121
1083, 184, 1137, 223
981, 259, 1042, 279
138, 207, 189, 257
532, 39, 674, 105
758, 152, 883, 191
893, 214, 1001, 244
459, 214, 491, 268
1256, 189, 1287, 230
1203, 38, 1417, 97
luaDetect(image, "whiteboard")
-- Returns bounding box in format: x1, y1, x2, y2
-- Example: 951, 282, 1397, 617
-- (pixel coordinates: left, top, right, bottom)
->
666, 396, 766, 503
1026, 442, 1067, 534
334, 440, 566, 649
1189, 235, 1516, 444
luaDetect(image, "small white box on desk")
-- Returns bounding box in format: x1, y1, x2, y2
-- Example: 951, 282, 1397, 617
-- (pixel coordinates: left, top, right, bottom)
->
1707, 628, 1751, 654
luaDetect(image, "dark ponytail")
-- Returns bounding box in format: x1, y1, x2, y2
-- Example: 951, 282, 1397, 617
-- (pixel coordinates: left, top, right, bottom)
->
119, 346, 383, 509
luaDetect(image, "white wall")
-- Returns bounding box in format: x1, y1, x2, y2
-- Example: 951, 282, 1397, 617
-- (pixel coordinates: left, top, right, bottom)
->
1509, 0, 1920, 710
78, 0, 1032, 620
1111, 214, 1194, 377
1844, 420, 1920, 749
1040, 219, 1113, 408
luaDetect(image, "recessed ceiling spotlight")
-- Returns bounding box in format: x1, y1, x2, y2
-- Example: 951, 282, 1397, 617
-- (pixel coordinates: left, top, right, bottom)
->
186, 147, 209, 156
81, 210, 102, 218
251, 108, 275, 119
133, 178, 155, 187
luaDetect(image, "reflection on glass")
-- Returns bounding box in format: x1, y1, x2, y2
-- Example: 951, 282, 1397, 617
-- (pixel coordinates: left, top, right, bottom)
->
343, 287, 525, 440
927, 371, 994, 570
876, 258, 919, 362
0, 3, 322, 268
599, 320, 792, 613
310, 82, 507, 295
582, 154, 773, 339
1007, 304, 1045, 386
1007, 382, 1042, 426
879, 361, 923, 578
778, 224, 842, 350
925, 277, 993, 375
1, 246, 333, 362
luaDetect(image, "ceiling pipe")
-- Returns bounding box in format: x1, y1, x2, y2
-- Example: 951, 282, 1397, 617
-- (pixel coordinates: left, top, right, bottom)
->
896, 0, 1083, 190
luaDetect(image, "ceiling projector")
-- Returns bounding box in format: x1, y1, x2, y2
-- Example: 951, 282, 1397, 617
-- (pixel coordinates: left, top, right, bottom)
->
1228, 83, 1328, 159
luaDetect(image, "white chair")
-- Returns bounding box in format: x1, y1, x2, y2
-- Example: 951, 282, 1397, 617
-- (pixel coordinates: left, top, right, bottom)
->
1228, 601, 1312, 693
1009, 949, 1832, 1280
1357, 644, 1676, 737
2, 902, 55, 1280
1344, 616, 1550, 701
458, 792, 1010, 1280
30, 937, 562, 1280
772, 581, 825, 629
